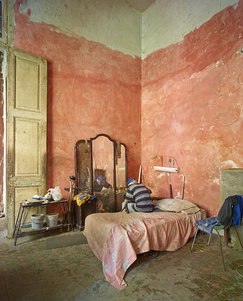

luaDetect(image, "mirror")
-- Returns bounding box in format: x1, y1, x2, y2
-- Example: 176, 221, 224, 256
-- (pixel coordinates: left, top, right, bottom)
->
91, 134, 116, 212
74, 139, 91, 194
115, 142, 127, 211
74, 134, 127, 213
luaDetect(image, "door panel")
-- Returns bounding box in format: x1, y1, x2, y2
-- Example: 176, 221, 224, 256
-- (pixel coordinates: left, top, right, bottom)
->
16, 57, 40, 111
15, 118, 39, 175
7, 48, 47, 236
14, 187, 44, 223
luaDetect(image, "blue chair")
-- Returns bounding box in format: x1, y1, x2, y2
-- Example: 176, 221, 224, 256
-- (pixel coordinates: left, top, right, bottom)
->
191, 216, 243, 270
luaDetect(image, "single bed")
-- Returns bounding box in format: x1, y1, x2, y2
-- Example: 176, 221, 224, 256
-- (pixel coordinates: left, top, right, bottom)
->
83, 198, 203, 290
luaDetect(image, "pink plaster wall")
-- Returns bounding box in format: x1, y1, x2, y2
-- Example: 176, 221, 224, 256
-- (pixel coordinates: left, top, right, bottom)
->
141, 1, 243, 216
12, 1, 243, 218
13, 2, 141, 206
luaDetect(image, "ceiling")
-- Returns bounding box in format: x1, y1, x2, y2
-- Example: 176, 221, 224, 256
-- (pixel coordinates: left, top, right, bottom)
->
123, 0, 157, 12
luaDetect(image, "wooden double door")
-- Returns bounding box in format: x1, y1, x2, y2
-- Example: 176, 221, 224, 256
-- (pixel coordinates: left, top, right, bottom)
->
6, 48, 47, 237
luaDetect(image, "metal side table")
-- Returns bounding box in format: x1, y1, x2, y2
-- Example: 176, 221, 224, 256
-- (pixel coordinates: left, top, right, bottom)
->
12, 199, 71, 246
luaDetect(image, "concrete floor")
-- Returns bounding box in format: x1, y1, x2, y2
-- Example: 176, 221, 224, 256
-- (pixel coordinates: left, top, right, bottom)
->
1, 221, 243, 301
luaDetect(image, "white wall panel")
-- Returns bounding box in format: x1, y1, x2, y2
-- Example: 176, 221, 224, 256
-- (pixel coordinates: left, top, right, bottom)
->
142, 0, 239, 58
20, 0, 142, 58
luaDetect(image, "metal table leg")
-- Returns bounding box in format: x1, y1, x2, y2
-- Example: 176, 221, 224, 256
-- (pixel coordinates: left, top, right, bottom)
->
191, 228, 199, 252
13, 205, 25, 246
63, 202, 72, 231
12, 204, 22, 238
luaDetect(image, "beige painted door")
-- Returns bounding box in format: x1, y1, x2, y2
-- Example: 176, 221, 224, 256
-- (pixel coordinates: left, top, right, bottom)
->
7, 48, 47, 237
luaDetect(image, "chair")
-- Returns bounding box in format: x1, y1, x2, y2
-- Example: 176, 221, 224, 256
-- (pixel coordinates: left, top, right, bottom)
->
191, 217, 243, 271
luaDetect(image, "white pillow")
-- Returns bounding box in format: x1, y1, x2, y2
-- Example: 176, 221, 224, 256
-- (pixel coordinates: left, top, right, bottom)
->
156, 198, 198, 213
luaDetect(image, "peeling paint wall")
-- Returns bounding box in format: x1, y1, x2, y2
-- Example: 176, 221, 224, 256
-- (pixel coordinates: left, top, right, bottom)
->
13, 0, 142, 203
141, 0, 243, 216
12, 0, 243, 218
18, 0, 142, 58
142, 0, 239, 59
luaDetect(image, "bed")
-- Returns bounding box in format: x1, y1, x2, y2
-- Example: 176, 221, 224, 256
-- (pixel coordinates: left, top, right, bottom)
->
83, 198, 203, 290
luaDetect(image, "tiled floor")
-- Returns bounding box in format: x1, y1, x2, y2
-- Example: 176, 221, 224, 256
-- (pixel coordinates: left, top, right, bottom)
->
1, 225, 243, 301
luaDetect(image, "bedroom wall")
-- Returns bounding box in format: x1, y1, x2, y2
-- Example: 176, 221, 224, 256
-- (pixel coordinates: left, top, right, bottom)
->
13, 0, 142, 199
12, 0, 243, 218
141, 0, 243, 216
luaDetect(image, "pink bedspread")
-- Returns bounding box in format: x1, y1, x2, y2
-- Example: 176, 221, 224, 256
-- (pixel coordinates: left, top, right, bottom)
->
83, 210, 201, 290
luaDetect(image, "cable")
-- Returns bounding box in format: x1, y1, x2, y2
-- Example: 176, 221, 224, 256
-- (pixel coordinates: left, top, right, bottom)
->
184, 231, 243, 279
185, 232, 212, 253
236, 265, 243, 277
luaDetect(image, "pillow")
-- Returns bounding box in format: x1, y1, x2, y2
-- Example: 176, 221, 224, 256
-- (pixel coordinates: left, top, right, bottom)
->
181, 207, 200, 215
156, 198, 198, 213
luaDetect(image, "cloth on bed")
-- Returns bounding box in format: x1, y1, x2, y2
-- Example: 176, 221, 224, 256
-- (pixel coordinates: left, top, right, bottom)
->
83, 210, 201, 290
